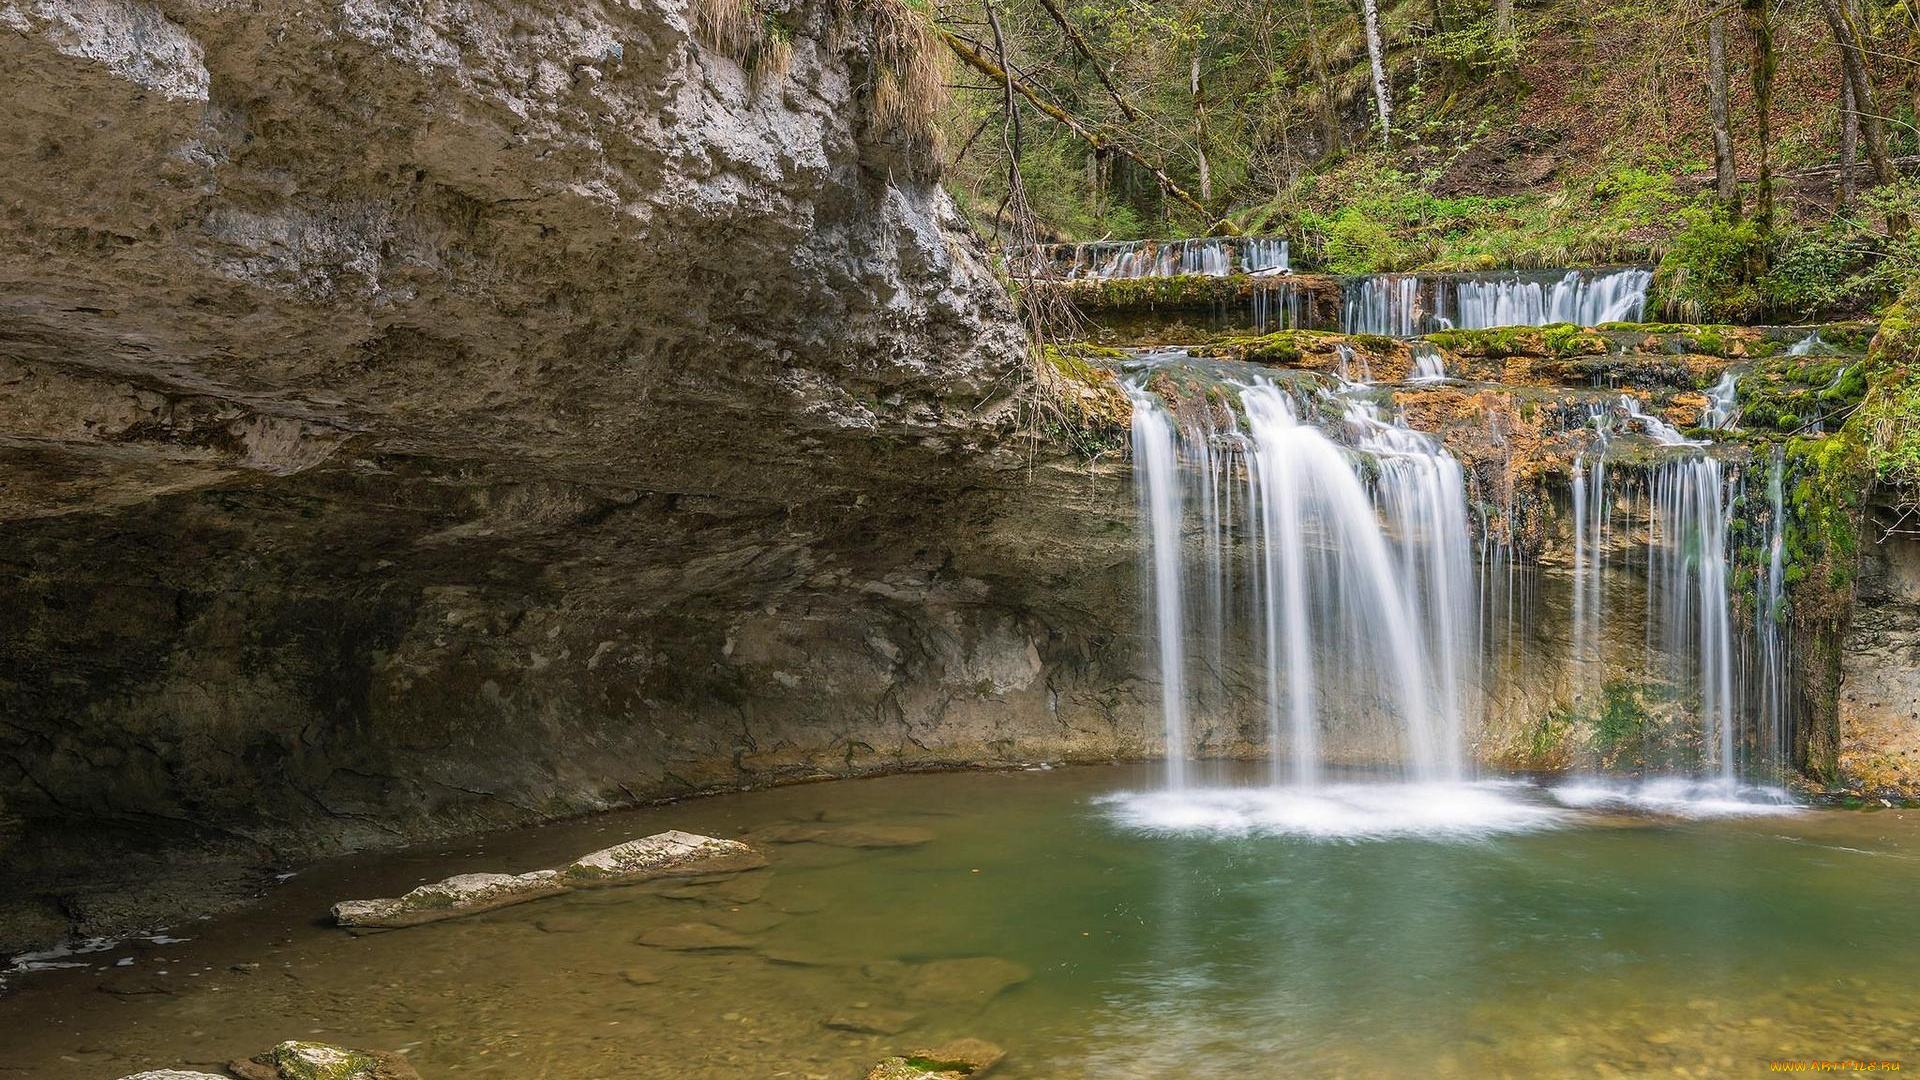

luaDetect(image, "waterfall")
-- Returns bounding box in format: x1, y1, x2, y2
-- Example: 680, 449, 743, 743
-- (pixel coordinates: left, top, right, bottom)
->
1023, 237, 1292, 280
1788, 331, 1821, 355
1703, 372, 1740, 430
1243, 239, 1291, 274
1756, 447, 1791, 768
1648, 457, 1737, 780
1410, 343, 1447, 382
1128, 383, 1190, 788
1126, 365, 1475, 789
1451, 269, 1651, 328
1340, 268, 1652, 335
1251, 281, 1307, 333
1341, 275, 1422, 336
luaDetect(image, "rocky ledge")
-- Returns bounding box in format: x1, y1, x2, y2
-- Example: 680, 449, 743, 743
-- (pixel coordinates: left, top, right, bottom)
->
0, 0, 1153, 952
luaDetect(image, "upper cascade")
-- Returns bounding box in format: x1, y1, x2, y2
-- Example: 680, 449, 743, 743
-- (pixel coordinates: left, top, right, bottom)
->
1021, 236, 1291, 280
1339, 268, 1652, 335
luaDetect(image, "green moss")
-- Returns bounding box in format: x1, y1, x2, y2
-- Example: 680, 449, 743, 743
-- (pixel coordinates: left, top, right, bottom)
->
1541, 322, 1609, 358
1039, 344, 1131, 459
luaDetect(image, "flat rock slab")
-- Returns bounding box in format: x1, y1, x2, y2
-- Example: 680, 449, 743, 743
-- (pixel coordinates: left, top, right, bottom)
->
116, 1073, 229, 1080
227, 1040, 423, 1080
901, 957, 1031, 1005
332, 831, 760, 928
635, 923, 754, 951
826, 1005, 920, 1034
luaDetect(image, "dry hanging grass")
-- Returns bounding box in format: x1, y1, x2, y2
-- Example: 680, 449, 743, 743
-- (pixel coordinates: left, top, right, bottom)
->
693, 0, 761, 63
866, 0, 949, 160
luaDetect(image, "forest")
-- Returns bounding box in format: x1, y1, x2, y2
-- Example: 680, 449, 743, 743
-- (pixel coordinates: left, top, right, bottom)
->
934, 0, 1918, 321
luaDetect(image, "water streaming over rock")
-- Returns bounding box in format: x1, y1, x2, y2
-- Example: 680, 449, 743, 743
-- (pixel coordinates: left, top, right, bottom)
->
1126, 348, 1791, 804
1025, 237, 1290, 280
1341, 268, 1651, 335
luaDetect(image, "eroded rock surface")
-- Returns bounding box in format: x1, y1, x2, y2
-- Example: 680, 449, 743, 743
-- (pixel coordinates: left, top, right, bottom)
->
0, 0, 1150, 951
332, 830, 759, 926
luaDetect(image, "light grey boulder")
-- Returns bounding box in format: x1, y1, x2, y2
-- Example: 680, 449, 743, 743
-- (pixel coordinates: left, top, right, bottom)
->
331, 831, 761, 928
114, 1072, 229, 1080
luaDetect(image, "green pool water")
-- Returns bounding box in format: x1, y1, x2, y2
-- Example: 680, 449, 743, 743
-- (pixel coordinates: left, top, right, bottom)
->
4, 765, 1916, 1079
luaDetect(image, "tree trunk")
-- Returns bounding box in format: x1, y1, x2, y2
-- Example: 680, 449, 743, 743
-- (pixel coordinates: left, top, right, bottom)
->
1815, 0, 1896, 189
1815, 0, 1906, 234
1360, 0, 1392, 142
1745, 0, 1776, 251
1300, 0, 1342, 155
1839, 75, 1858, 209
1192, 49, 1212, 205
1492, 0, 1513, 39
1708, 14, 1739, 214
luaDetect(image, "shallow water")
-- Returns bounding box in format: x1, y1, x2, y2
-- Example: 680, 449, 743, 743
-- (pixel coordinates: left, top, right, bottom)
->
4, 765, 1917, 1079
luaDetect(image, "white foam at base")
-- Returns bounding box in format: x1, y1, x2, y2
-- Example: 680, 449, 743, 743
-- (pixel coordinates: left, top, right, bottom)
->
1549, 776, 1800, 818
1099, 782, 1570, 841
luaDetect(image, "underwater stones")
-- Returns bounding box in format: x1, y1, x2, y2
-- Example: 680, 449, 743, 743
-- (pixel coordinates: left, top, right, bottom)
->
899, 957, 1030, 1005
702, 906, 788, 933
635, 922, 753, 951
227, 1041, 421, 1080
331, 831, 760, 928
863, 1038, 1006, 1079
752, 823, 936, 849
825, 1005, 920, 1034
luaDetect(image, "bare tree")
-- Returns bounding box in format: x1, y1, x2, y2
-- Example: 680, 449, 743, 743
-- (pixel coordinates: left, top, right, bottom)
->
1745, 0, 1776, 243
1360, 0, 1393, 141
1192, 49, 1212, 204
1708, 12, 1739, 214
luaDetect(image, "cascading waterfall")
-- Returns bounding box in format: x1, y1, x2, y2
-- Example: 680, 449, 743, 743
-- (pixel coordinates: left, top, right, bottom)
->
1341, 268, 1652, 336
1243, 239, 1290, 274
1128, 381, 1190, 789
1648, 457, 1737, 780
1122, 343, 1798, 830
1126, 366, 1475, 791
1024, 237, 1293, 280
1754, 447, 1792, 767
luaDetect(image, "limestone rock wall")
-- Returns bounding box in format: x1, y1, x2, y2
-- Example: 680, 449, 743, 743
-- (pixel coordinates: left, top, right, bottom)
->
0, 0, 1160, 949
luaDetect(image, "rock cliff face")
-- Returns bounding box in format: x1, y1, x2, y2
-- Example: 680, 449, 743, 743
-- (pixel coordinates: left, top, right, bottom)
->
0, 0, 1154, 949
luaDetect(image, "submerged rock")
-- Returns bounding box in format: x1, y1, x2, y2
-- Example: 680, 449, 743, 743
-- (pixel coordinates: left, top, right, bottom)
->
864, 1038, 1006, 1079
227, 1040, 422, 1080
753, 823, 936, 849
901, 957, 1031, 1004
826, 1005, 920, 1034
332, 831, 758, 928
635, 923, 754, 951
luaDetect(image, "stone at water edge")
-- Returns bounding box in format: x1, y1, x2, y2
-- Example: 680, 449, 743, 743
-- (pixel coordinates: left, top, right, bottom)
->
225, 1040, 422, 1080
330, 870, 569, 929
864, 1038, 1006, 1079
114, 1072, 228, 1080
330, 831, 760, 928
562, 830, 766, 884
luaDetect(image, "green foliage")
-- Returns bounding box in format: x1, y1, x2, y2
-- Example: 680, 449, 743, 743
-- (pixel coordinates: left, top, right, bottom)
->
1652, 205, 1765, 322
